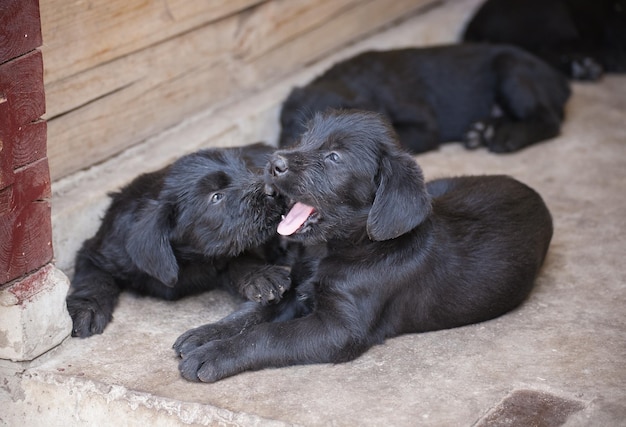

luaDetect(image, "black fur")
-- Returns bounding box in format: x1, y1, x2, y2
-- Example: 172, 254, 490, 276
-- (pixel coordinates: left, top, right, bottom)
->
463, 0, 626, 80
278, 44, 570, 154
174, 110, 553, 382
67, 143, 290, 338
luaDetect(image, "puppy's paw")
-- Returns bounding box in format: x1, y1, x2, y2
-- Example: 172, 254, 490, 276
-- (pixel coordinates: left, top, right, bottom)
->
569, 56, 603, 81
173, 323, 236, 357
241, 265, 291, 305
483, 124, 528, 153
178, 341, 239, 383
464, 120, 495, 149
66, 296, 112, 338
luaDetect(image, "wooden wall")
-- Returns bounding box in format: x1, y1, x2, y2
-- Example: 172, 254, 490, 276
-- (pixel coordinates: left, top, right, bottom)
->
0, 0, 53, 284
39, 0, 436, 181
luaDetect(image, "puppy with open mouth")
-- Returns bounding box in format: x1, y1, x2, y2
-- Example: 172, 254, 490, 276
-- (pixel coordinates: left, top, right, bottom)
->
174, 110, 553, 383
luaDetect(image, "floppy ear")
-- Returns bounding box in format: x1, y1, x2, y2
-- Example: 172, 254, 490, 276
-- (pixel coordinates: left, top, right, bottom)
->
124, 199, 179, 286
366, 151, 432, 241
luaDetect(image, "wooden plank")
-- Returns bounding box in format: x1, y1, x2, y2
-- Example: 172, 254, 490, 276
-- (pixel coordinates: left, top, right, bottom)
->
0, 104, 14, 189
43, 0, 360, 120
0, 50, 46, 189
45, 18, 241, 181
0, 50, 45, 125
12, 120, 47, 170
0, 44, 51, 284
233, 0, 361, 60
243, 0, 436, 82
39, 0, 265, 85
0, 0, 42, 64
0, 118, 47, 187
46, 0, 434, 181
0, 158, 53, 284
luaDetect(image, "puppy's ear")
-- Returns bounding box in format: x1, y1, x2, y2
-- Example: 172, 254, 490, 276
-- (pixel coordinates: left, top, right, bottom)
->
367, 152, 432, 241
124, 200, 179, 286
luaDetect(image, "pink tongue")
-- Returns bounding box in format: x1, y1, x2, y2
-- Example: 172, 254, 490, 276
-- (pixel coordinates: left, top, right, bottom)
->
277, 202, 315, 236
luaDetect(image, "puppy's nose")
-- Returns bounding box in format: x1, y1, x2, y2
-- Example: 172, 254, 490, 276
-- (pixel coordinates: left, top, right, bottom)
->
270, 155, 289, 177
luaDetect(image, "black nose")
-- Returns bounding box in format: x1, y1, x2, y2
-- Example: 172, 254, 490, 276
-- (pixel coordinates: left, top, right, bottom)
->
271, 155, 288, 177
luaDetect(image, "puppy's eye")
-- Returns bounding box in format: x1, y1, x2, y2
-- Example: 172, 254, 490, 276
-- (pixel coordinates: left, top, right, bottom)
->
325, 152, 341, 163
210, 192, 224, 204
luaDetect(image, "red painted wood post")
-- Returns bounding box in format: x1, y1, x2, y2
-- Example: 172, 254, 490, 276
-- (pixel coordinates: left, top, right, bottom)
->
0, 0, 71, 361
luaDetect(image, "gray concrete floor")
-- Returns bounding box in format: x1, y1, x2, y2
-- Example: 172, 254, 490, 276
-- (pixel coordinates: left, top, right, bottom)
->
3, 1, 626, 425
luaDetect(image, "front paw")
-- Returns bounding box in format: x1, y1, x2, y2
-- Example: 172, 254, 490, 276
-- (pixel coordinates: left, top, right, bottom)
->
66, 296, 112, 338
241, 265, 291, 304
173, 323, 236, 357
178, 341, 240, 383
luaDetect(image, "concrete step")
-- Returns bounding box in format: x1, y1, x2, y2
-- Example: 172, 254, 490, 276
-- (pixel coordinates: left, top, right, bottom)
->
3, 0, 626, 425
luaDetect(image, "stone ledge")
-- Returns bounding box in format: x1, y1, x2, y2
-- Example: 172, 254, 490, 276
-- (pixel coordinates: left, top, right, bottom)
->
0, 264, 72, 361
4, 370, 291, 427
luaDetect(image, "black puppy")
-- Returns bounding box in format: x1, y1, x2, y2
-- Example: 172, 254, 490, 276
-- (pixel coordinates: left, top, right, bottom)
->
463, 0, 626, 80
278, 44, 570, 154
174, 110, 553, 382
67, 143, 290, 338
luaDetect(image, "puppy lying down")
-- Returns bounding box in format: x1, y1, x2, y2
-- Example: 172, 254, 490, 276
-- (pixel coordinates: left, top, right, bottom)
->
67, 143, 290, 338
279, 43, 570, 154
174, 110, 553, 382
463, 0, 626, 80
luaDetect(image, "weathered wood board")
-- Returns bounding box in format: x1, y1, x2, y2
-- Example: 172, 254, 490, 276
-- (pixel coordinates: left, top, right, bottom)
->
0, 0, 42, 64
40, 0, 436, 180
0, 0, 52, 284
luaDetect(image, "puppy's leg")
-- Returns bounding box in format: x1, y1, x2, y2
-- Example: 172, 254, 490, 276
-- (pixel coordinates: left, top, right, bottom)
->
66, 253, 122, 338
486, 54, 566, 152
477, 116, 561, 153
464, 104, 544, 152
174, 289, 307, 358
386, 99, 441, 153
178, 309, 369, 383
394, 122, 440, 154
173, 301, 276, 357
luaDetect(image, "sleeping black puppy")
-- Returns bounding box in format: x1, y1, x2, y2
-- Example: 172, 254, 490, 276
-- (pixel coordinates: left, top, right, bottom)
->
67, 143, 290, 338
174, 110, 553, 382
278, 44, 570, 154
463, 0, 626, 80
